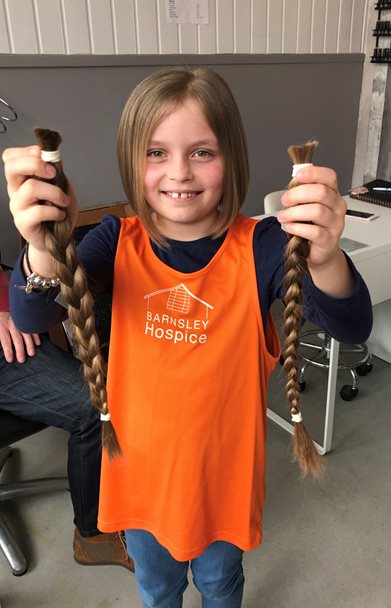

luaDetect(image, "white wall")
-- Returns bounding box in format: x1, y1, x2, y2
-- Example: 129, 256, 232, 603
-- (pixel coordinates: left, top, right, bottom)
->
0, 0, 367, 55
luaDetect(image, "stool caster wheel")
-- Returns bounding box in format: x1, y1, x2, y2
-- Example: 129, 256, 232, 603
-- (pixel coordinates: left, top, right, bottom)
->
340, 385, 358, 401
356, 362, 373, 376
298, 381, 306, 392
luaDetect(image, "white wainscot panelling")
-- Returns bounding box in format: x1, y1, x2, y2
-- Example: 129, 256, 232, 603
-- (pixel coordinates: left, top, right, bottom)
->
235, 0, 251, 53
311, 0, 327, 53
178, 23, 198, 53
4, 0, 38, 53
157, 0, 178, 54
216, 0, 234, 53
297, 0, 313, 53
112, 0, 137, 54
61, 0, 91, 54
267, 0, 283, 53
283, 0, 299, 53
251, 0, 268, 53
135, 0, 158, 54
87, 0, 115, 54
0, 0, 10, 53
0, 0, 368, 55
34, 0, 65, 54
350, 0, 367, 53
324, 0, 340, 53
198, 0, 216, 54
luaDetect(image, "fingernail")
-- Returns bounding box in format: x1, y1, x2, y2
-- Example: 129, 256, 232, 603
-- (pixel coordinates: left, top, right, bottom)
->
280, 224, 286, 231
46, 164, 56, 177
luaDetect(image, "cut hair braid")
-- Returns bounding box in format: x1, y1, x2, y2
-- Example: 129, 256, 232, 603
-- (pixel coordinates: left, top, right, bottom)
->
33, 127, 122, 458
282, 140, 323, 478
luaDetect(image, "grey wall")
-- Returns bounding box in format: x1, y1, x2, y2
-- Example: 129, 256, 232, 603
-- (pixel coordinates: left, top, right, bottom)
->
377, 67, 391, 182
0, 54, 364, 266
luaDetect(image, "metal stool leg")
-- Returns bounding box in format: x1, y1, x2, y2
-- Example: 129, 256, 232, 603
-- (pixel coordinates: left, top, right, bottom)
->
0, 514, 27, 576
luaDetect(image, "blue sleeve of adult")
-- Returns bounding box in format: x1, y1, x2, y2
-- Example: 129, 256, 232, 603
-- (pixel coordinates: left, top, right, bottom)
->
9, 214, 120, 334
253, 217, 373, 344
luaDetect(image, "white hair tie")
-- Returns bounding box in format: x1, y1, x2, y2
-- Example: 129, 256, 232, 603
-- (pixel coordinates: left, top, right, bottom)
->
100, 412, 111, 422
292, 163, 313, 177
291, 412, 303, 423
41, 150, 61, 163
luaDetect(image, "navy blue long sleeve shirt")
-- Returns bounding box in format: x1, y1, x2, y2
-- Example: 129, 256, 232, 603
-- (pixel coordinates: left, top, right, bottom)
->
10, 214, 373, 343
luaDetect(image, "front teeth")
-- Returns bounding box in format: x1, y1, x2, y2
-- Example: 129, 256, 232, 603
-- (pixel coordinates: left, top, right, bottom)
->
167, 192, 194, 199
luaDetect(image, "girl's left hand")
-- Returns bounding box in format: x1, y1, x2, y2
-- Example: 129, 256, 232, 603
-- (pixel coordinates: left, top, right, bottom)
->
276, 166, 346, 268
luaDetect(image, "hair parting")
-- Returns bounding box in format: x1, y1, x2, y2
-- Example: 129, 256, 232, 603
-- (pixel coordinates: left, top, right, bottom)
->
282, 139, 324, 478
33, 127, 122, 458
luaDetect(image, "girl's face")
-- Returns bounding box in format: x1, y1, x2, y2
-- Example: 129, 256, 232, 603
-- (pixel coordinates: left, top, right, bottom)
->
143, 98, 224, 241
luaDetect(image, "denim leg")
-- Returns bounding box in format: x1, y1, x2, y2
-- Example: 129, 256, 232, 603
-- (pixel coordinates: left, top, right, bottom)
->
125, 530, 188, 608
0, 335, 101, 536
191, 541, 244, 608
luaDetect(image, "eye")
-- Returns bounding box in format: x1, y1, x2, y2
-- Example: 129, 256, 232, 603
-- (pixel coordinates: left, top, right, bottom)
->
193, 149, 213, 159
146, 149, 165, 158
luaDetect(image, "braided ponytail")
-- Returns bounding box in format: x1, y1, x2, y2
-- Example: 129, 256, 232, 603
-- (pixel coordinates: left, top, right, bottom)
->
33, 127, 122, 458
282, 140, 323, 478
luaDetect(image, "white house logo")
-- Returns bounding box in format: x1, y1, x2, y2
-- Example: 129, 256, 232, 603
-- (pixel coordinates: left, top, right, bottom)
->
144, 283, 214, 345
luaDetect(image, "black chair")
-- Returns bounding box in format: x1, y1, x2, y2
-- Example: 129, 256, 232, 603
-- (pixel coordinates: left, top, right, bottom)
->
0, 410, 68, 576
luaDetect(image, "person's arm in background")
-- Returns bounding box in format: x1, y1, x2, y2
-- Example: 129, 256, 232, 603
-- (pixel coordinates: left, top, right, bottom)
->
0, 265, 41, 363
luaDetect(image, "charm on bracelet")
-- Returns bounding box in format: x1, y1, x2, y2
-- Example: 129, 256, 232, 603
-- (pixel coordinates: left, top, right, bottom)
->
24, 272, 61, 293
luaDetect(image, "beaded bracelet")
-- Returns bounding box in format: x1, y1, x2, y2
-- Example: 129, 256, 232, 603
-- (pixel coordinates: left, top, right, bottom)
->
24, 243, 61, 293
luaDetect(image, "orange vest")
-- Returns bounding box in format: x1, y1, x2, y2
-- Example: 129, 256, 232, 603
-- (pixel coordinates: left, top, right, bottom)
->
98, 213, 280, 560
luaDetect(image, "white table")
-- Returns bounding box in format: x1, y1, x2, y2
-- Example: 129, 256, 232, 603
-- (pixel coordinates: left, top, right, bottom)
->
255, 196, 391, 455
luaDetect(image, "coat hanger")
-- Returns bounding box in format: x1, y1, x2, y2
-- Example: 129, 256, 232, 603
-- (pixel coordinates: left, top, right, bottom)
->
0, 96, 18, 133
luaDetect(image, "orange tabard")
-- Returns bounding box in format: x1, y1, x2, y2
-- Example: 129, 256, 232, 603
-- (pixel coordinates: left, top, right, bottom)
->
98, 213, 280, 560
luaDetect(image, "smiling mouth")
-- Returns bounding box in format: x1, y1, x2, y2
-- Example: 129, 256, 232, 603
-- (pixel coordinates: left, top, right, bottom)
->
163, 191, 201, 200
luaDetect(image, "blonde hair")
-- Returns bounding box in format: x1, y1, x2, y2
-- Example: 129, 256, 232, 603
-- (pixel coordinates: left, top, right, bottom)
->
34, 127, 122, 458
117, 66, 249, 244
282, 140, 324, 478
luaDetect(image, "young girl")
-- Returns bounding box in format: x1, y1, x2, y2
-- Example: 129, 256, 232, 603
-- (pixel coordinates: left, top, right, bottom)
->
4, 67, 372, 607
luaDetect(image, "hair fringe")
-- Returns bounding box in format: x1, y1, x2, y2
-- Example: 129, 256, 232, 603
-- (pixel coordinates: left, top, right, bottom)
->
283, 139, 323, 479
34, 127, 122, 459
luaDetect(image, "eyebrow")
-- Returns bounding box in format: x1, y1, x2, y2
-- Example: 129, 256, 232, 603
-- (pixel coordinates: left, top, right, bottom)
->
148, 139, 219, 148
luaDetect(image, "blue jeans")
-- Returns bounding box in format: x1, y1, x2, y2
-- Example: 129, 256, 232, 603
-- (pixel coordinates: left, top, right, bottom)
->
125, 530, 244, 608
0, 334, 101, 536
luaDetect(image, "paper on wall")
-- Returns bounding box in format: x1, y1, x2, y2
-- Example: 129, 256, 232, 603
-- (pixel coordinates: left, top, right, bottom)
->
166, 0, 209, 24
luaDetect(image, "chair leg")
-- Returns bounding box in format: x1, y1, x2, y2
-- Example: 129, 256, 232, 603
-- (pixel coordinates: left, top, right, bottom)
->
0, 447, 13, 473
0, 514, 27, 576
0, 477, 69, 503
0, 448, 69, 575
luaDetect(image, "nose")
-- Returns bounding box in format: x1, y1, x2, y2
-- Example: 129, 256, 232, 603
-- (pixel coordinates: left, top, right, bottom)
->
167, 155, 192, 182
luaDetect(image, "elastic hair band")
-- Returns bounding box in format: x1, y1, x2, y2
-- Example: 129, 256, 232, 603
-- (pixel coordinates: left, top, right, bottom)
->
41, 150, 61, 163
292, 163, 313, 177
291, 412, 303, 423
100, 412, 111, 422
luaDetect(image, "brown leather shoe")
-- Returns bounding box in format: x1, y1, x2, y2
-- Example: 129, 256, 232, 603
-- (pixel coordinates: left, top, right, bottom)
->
73, 528, 134, 571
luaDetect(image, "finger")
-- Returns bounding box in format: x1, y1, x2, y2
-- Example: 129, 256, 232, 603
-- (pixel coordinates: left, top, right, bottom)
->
0, 327, 14, 363
280, 221, 325, 243
277, 202, 336, 229
22, 332, 37, 357
8, 323, 26, 363
5, 155, 56, 196
282, 185, 346, 218
2, 145, 41, 163
10, 179, 71, 214
32, 333, 41, 346
292, 166, 339, 192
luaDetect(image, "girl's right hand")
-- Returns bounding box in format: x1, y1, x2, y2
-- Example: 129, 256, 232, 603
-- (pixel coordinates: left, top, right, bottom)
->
2, 145, 78, 253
